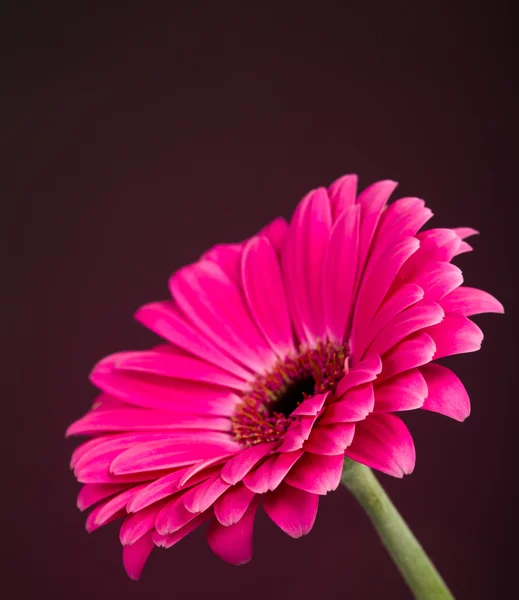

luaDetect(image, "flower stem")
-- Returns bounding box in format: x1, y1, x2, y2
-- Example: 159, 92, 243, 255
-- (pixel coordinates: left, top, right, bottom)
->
341, 458, 455, 600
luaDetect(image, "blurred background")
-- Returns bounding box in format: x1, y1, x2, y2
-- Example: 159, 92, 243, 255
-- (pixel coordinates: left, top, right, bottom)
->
2, 1, 516, 598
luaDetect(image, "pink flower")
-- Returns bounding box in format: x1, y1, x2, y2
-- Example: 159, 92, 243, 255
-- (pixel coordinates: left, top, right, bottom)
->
67, 175, 503, 579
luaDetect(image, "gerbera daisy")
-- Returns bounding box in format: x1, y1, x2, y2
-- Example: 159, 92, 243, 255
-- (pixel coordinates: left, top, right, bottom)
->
67, 174, 503, 580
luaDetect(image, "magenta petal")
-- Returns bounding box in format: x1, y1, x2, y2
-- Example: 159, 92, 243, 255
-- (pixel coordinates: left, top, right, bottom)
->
183, 475, 231, 513
258, 217, 289, 253
263, 483, 319, 538
115, 350, 247, 389
135, 301, 252, 380
77, 483, 129, 511
356, 179, 398, 269
120, 501, 166, 546
291, 392, 329, 417
127, 464, 223, 513
242, 446, 305, 492
201, 243, 243, 283
320, 384, 374, 424
352, 237, 420, 346
155, 489, 199, 535
410, 262, 463, 301
345, 414, 415, 478
322, 205, 360, 343
452, 227, 479, 240
282, 188, 332, 345
425, 314, 484, 359
67, 408, 235, 435
110, 440, 236, 475
122, 531, 154, 581
169, 260, 275, 373
153, 513, 210, 548
241, 236, 295, 358
214, 483, 256, 526
379, 332, 436, 380
440, 286, 504, 316
284, 453, 343, 495
357, 284, 425, 357
304, 423, 355, 455
335, 354, 382, 398
374, 368, 427, 412
328, 174, 358, 219
367, 300, 444, 357
207, 496, 260, 565
420, 363, 471, 421
89, 356, 242, 415
373, 197, 433, 256
220, 442, 278, 485
127, 469, 186, 512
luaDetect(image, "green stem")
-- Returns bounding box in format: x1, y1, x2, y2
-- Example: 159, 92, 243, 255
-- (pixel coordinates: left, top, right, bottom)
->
341, 458, 455, 600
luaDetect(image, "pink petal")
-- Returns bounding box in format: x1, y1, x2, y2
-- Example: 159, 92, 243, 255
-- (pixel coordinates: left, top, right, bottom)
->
424, 314, 483, 359
291, 392, 329, 417
135, 301, 252, 381
91, 484, 147, 528
110, 440, 236, 475
127, 469, 187, 512
440, 286, 504, 316
206, 496, 260, 565
356, 180, 398, 269
155, 489, 199, 535
115, 350, 247, 389
452, 227, 479, 240
67, 409, 234, 435
243, 450, 304, 493
304, 423, 355, 455
169, 260, 275, 373
74, 434, 171, 483
410, 262, 463, 301
201, 243, 243, 283
183, 475, 231, 513
420, 364, 471, 422
214, 483, 256, 526
320, 384, 374, 424
345, 413, 415, 477
178, 454, 232, 487
220, 442, 278, 485
379, 332, 436, 381
327, 174, 358, 219
120, 501, 166, 545
90, 355, 242, 415
322, 205, 361, 343
263, 483, 319, 538
85, 504, 125, 533
284, 453, 344, 495
366, 300, 444, 357
122, 531, 154, 580
357, 284, 425, 356
282, 188, 332, 345
77, 483, 130, 511
372, 197, 433, 256
153, 513, 210, 548
352, 237, 420, 350
241, 236, 295, 357
453, 240, 473, 256
258, 217, 289, 253
335, 354, 382, 398
373, 368, 427, 412
399, 229, 461, 280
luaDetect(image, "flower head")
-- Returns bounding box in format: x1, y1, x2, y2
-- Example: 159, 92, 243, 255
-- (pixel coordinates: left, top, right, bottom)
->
67, 175, 503, 579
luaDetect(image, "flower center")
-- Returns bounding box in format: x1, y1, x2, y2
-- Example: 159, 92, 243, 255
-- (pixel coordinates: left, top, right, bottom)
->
231, 341, 346, 447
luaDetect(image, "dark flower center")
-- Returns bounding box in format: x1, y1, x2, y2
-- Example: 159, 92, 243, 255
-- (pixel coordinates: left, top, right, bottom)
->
231, 342, 346, 447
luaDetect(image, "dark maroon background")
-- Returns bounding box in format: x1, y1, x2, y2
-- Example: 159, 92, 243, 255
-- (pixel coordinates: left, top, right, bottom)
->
3, 2, 517, 599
